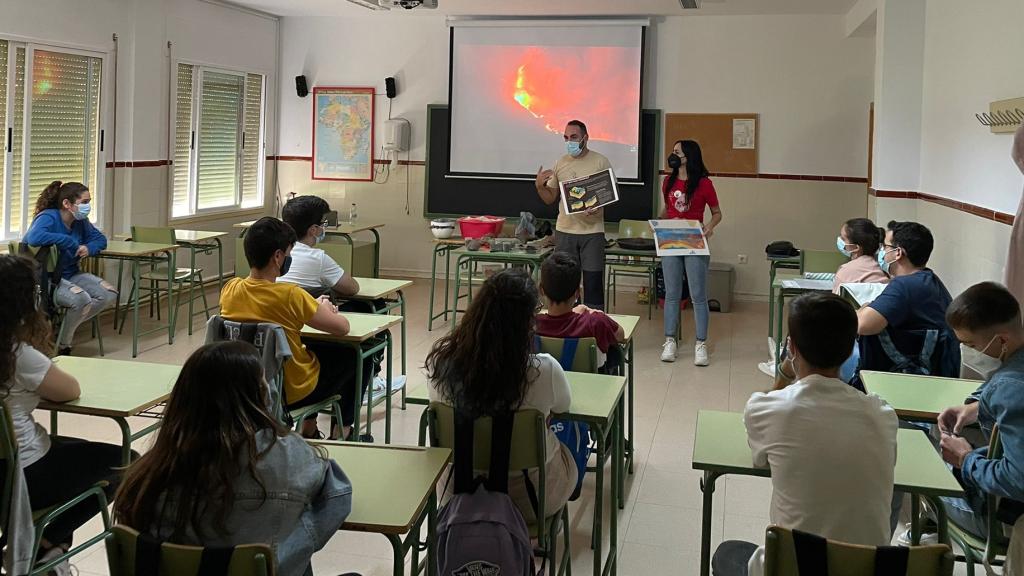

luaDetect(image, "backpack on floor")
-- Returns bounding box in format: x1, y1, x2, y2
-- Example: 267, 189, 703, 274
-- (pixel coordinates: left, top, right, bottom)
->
436, 409, 536, 576
536, 336, 593, 501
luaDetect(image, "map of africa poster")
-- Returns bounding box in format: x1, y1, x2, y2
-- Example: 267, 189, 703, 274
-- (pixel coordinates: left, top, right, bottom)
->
312, 86, 375, 181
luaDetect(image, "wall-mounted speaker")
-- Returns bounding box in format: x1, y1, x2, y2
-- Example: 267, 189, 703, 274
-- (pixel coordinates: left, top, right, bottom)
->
385, 76, 397, 99
295, 75, 309, 98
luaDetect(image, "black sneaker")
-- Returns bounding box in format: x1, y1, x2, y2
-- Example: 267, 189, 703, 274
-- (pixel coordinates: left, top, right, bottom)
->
57, 347, 72, 357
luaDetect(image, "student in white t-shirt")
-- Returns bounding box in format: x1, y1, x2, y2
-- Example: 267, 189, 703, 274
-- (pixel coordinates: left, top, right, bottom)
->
712, 292, 898, 576
425, 268, 577, 523
278, 195, 359, 298
0, 254, 125, 571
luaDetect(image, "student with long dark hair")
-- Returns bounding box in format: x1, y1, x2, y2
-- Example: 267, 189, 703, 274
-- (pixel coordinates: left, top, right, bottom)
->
24, 181, 116, 355
660, 140, 723, 366
834, 217, 889, 292
0, 254, 123, 573
114, 341, 353, 576
425, 269, 577, 523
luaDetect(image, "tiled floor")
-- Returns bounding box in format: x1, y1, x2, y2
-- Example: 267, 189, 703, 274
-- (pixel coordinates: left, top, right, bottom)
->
45, 279, 953, 575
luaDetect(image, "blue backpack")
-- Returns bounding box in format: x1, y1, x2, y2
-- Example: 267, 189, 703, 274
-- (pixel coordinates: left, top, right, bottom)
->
536, 337, 593, 501
436, 409, 536, 576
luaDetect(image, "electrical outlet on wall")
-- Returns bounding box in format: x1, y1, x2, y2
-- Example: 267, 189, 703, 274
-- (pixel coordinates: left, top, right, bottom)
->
738, 254, 748, 264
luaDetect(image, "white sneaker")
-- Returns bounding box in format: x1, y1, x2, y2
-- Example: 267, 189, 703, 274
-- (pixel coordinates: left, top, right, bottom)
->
364, 375, 408, 405
895, 524, 938, 546
660, 338, 677, 362
695, 341, 710, 367
758, 361, 776, 378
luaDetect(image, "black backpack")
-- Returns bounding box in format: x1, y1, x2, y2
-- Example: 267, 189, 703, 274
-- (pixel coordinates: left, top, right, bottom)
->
17, 243, 61, 322
765, 241, 800, 258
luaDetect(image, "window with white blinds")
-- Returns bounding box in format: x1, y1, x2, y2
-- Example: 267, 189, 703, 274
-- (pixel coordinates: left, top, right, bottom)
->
172, 63, 264, 218
0, 39, 104, 239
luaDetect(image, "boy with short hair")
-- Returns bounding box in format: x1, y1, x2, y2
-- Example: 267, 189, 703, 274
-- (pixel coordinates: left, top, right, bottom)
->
279, 195, 360, 298
713, 292, 898, 576
536, 252, 625, 373
220, 216, 371, 440
937, 282, 1024, 539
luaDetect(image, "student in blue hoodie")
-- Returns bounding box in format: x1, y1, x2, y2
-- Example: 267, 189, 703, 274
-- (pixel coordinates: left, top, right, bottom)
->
24, 181, 115, 355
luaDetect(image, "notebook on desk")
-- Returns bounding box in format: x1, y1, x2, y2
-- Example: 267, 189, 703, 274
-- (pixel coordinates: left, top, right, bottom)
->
841, 283, 887, 307
780, 278, 833, 291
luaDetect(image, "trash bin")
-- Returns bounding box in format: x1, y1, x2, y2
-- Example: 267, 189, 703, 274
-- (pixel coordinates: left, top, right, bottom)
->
707, 262, 735, 313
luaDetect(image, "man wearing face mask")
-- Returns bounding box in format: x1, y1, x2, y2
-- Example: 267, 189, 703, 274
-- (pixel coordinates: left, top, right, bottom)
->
855, 221, 961, 382
535, 120, 612, 309
220, 216, 373, 441
935, 282, 1024, 540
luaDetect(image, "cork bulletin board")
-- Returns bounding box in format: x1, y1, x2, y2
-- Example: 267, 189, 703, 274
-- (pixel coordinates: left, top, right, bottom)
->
664, 113, 759, 174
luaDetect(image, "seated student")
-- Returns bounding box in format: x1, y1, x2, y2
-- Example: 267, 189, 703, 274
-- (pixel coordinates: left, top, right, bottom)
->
833, 217, 889, 293
24, 181, 117, 355
0, 254, 124, 573
278, 195, 360, 298
855, 221, 960, 383
713, 293, 897, 576
536, 252, 626, 373
425, 268, 578, 523
220, 216, 371, 440
114, 341, 353, 576
936, 282, 1024, 540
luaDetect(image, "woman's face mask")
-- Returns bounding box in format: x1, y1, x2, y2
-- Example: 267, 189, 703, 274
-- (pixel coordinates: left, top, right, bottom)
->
836, 236, 853, 257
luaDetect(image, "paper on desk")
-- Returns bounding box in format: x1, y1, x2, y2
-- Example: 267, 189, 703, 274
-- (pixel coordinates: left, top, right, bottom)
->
780, 278, 833, 291
841, 282, 887, 306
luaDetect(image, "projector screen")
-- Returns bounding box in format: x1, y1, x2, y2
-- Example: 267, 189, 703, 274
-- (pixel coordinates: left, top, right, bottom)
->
448, 21, 645, 180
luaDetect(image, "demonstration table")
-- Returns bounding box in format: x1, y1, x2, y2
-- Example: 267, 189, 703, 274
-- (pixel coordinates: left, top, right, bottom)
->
861, 370, 981, 422
44, 356, 179, 464
427, 238, 464, 331
449, 245, 553, 329
301, 312, 403, 443
691, 410, 963, 576
317, 442, 451, 576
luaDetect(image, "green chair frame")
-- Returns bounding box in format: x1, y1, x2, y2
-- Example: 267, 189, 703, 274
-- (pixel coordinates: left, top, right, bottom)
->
800, 249, 850, 275
105, 525, 276, 576
536, 335, 599, 373
606, 219, 658, 319
8, 242, 104, 356
947, 425, 1009, 576
0, 401, 112, 575
120, 226, 211, 337
763, 525, 954, 576
419, 403, 571, 576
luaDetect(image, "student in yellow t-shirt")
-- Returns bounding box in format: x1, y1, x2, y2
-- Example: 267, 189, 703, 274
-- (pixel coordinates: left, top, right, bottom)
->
220, 216, 371, 440
535, 120, 611, 309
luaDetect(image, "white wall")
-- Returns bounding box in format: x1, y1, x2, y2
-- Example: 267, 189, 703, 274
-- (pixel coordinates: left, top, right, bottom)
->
918, 0, 1024, 214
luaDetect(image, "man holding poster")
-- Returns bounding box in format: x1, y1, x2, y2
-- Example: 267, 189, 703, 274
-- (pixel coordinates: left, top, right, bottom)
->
535, 120, 613, 309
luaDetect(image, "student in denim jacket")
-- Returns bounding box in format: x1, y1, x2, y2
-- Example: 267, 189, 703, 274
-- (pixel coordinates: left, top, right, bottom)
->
114, 341, 353, 576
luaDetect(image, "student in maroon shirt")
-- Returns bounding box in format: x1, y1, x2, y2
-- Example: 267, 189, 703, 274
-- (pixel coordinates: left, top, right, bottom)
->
537, 252, 626, 372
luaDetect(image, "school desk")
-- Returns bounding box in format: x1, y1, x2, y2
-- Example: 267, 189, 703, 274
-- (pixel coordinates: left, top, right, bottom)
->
44, 356, 179, 464
316, 442, 451, 576
448, 245, 554, 329
607, 313, 640, 477
771, 277, 834, 375
427, 237, 464, 331
767, 254, 802, 339
235, 220, 385, 278
410, 371, 627, 576
98, 240, 180, 358
861, 370, 982, 422
691, 410, 964, 576
346, 277, 414, 408
301, 312, 403, 443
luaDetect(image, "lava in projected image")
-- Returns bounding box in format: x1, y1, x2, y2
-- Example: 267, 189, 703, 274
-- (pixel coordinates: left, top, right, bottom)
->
470, 45, 641, 147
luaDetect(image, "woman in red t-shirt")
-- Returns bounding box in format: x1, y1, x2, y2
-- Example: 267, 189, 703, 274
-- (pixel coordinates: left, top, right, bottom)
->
659, 140, 723, 366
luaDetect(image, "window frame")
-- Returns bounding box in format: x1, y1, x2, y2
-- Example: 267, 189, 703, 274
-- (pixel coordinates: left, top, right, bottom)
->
0, 37, 110, 241
170, 58, 267, 221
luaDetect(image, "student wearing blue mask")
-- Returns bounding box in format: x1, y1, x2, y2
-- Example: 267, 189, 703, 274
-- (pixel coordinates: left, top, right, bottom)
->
832, 218, 889, 293
24, 181, 116, 356
279, 195, 360, 298
535, 120, 612, 310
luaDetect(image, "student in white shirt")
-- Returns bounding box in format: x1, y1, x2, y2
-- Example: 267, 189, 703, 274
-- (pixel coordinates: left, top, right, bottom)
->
425, 268, 577, 523
278, 195, 359, 298
0, 254, 125, 573
712, 292, 898, 576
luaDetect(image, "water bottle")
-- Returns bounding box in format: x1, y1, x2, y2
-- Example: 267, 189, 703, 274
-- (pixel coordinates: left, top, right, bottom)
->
349, 203, 358, 222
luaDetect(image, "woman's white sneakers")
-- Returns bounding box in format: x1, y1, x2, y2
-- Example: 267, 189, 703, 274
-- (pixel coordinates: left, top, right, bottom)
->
695, 341, 710, 367
661, 338, 677, 362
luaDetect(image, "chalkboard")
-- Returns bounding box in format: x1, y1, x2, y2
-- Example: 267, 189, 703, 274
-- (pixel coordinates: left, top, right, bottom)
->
424, 105, 660, 222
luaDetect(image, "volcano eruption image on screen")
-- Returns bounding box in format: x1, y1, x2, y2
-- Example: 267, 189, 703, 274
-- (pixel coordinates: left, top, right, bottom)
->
449, 41, 643, 178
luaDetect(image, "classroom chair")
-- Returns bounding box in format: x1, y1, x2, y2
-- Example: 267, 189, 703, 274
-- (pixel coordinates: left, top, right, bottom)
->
535, 335, 599, 373
9, 242, 104, 356
800, 249, 849, 276
420, 402, 571, 576
120, 226, 211, 337
606, 218, 658, 319
947, 425, 1010, 576
0, 401, 112, 575
105, 525, 276, 576
204, 316, 345, 438
762, 525, 954, 576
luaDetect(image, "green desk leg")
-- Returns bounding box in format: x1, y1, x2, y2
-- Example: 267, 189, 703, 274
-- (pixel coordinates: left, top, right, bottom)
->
773, 289, 786, 378
351, 341, 364, 439
113, 259, 125, 330
428, 244, 443, 331
385, 330, 393, 444
166, 250, 176, 346
131, 257, 141, 358
592, 419, 606, 575
699, 470, 723, 576
627, 339, 635, 475
214, 237, 223, 295
452, 255, 468, 330
927, 495, 949, 544
427, 490, 438, 576
910, 494, 922, 545
370, 227, 381, 278
399, 291, 407, 409
768, 262, 777, 338
386, 534, 405, 576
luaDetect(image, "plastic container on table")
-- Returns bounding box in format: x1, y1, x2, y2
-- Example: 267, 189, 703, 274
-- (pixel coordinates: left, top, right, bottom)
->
458, 216, 506, 239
